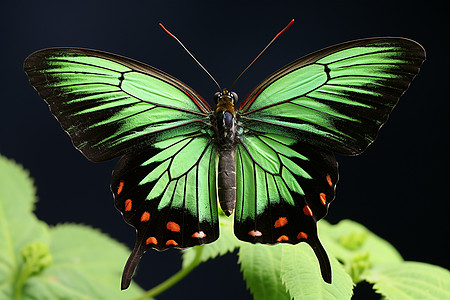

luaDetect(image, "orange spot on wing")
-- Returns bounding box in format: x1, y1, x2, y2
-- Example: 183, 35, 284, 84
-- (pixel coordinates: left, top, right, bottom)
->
124, 199, 132, 211
117, 181, 124, 194
146, 236, 157, 245
167, 221, 181, 232
277, 235, 289, 242
166, 239, 178, 246
320, 193, 327, 205
192, 231, 206, 238
274, 217, 288, 228
303, 205, 313, 216
326, 175, 333, 186
297, 232, 308, 239
140, 211, 150, 222
248, 230, 262, 237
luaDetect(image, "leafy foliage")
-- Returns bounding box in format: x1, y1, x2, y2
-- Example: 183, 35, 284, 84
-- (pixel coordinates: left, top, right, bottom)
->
239, 244, 290, 299
185, 217, 450, 300
281, 245, 353, 299
318, 219, 403, 283
0, 155, 49, 299
0, 155, 144, 299
362, 262, 450, 299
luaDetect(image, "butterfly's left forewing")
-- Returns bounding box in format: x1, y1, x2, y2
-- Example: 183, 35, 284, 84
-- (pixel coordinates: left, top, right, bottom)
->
24, 48, 212, 162
234, 132, 338, 282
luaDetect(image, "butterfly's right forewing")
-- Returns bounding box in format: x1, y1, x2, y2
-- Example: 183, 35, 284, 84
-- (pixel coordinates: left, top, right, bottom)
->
239, 38, 425, 155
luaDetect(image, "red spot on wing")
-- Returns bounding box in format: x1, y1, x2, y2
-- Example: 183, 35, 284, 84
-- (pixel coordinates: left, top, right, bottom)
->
167, 221, 181, 232
192, 231, 206, 238
141, 211, 150, 222
277, 235, 289, 242
303, 205, 313, 216
146, 236, 157, 245
117, 181, 124, 195
297, 232, 308, 239
248, 230, 262, 237
320, 193, 327, 205
326, 175, 333, 186
166, 240, 178, 246
274, 217, 288, 228
124, 199, 132, 211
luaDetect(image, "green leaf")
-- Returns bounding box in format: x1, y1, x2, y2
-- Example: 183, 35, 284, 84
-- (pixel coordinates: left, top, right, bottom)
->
238, 243, 290, 300
281, 243, 353, 299
319, 220, 403, 264
362, 262, 450, 300
23, 224, 144, 299
0, 155, 49, 299
318, 220, 402, 282
182, 212, 241, 268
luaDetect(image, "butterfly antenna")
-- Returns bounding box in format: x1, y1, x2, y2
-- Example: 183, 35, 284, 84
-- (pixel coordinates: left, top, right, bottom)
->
159, 23, 222, 91
229, 19, 294, 90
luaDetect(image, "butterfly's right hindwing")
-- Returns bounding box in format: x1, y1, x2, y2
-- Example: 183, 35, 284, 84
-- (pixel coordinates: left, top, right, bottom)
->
234, 132, 338, 282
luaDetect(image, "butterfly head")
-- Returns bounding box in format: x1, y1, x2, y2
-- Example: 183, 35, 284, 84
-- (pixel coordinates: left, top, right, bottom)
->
213, 89, 238, 115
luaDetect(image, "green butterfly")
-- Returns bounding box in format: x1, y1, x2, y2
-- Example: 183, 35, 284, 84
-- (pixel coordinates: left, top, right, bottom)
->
24, 35, 425, 289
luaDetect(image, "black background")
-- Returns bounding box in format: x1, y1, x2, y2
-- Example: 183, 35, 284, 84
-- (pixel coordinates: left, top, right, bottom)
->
1, 1, 448, 299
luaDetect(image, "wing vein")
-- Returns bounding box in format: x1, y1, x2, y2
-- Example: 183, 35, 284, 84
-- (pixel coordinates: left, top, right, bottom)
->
45, 58, 130, 73
237, 147, 246, 224
320, 49, 399, 65
286, 101, 360, 122
240, 137, 277, 175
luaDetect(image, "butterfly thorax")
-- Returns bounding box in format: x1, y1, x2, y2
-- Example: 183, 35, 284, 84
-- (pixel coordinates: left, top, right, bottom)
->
213, 89, 237, 216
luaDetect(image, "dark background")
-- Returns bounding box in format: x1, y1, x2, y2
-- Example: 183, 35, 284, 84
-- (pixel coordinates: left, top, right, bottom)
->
1, 0, 448, 299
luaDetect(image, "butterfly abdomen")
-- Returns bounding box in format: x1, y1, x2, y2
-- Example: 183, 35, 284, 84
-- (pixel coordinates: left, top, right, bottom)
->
218, 149, 236, 216
214, 93, 237, 216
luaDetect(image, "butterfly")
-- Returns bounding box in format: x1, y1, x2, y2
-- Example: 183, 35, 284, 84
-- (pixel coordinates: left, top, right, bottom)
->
24, 31, 425, 289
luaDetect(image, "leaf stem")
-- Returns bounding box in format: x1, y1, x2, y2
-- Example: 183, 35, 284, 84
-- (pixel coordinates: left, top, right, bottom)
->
133, 246, 204, 300
14, 268, 27, 300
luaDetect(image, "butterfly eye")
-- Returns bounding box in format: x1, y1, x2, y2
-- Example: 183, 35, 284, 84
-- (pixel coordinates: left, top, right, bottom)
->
231, 91, 238, 104
213, 92, 221, 104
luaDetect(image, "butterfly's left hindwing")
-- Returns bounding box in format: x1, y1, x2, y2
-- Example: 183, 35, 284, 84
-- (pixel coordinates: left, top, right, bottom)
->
234, 132, 338, 282
111, 131, 219, 288
112, 132, 219, 250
